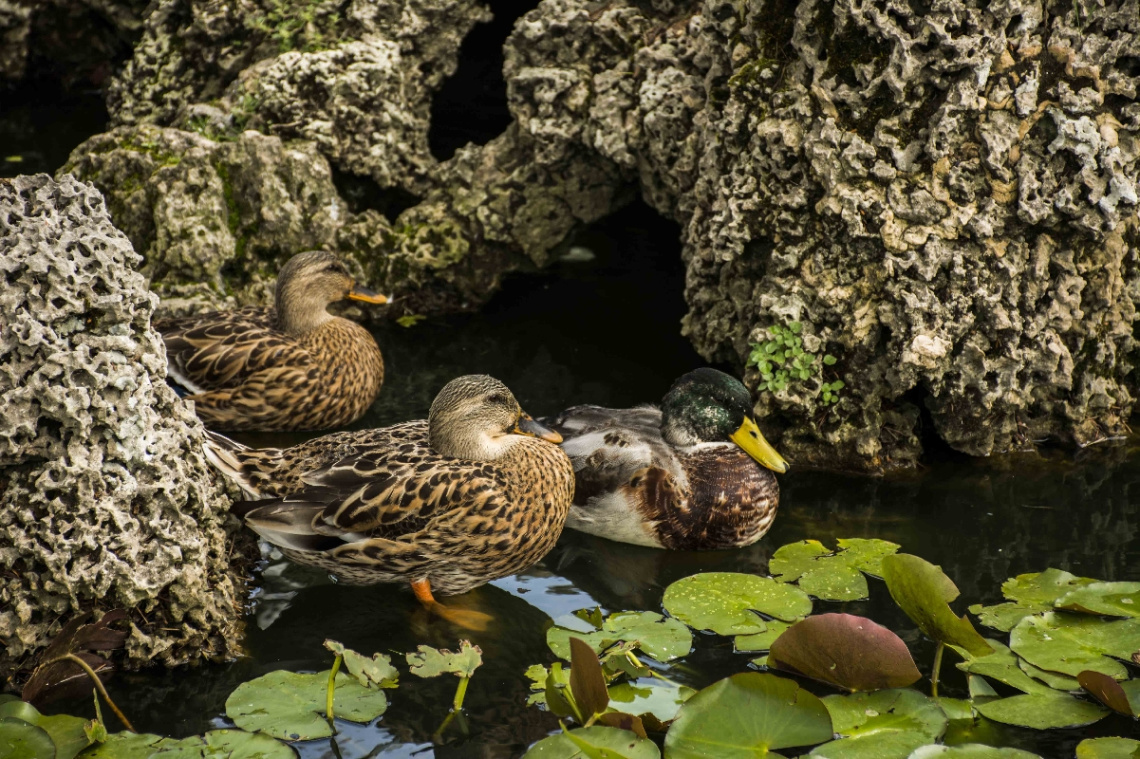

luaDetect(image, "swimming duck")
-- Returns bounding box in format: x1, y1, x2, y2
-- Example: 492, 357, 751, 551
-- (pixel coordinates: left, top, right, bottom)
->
156, 250, 388, 432
543, 368, 789, 550
204, 375, 574, 627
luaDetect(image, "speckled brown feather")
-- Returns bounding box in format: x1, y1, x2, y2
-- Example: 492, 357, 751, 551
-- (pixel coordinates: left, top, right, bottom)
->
546, 405, 779, 550
206, 421, 574, 595
156, 306, 383, 431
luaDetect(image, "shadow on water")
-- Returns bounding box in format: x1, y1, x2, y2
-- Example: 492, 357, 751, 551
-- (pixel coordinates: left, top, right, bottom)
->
36, 202, 1140, 755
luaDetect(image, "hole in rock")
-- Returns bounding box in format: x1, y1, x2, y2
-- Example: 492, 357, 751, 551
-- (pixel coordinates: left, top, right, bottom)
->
427, 3, 538, 161
331, 166, 420, 223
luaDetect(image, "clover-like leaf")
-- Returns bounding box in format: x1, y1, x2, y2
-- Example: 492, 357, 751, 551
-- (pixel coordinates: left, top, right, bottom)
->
881, 555, 992, 656
225, 670, 388, 741
523, 725, 660, 758
770, 539, 900, 601
663, 572, 812, 639
406, 640, 483, 679
1010, 612, 1140, 679
973, 692, 1108, 730
810, 689, 946, 758
324, 640, 398, 689
768, 613, 921, 692
665, 673, 832, 758
546, 610, 691, 664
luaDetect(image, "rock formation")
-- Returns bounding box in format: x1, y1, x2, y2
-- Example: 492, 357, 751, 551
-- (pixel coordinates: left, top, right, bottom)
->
0, 173, 244, 673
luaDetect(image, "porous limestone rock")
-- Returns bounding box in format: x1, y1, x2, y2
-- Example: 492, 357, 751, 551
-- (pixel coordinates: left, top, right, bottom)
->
0, 173, 243, 672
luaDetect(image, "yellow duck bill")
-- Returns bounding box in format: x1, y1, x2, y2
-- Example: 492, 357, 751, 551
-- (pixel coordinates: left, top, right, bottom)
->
512, 414, 563, 444
730, 417, 789, 473
347, 284, 390, 304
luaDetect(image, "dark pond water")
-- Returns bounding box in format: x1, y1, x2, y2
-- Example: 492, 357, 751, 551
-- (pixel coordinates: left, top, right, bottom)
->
31, 202, 1139, 758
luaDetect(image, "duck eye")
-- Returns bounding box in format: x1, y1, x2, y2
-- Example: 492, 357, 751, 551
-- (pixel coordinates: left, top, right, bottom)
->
486, 393, 509, 406
325, 263, 345, 274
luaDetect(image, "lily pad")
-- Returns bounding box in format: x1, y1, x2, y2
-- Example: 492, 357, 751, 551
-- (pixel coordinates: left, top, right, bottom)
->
0, 717, 56, 759
324, 640, 398, 689
1056, 582, 1140, 618
881, 555, 992, 657
547, 611, 692, 663
969, 569, 1096, 632
1078, 671, 1140, 717
1009, 612, 1140, 679
225, 670, 389, 741
665, 672, 833, 758
810, 689, 947, 759
1017, 659, 1079, 691
1075, 737, 1140, 759
406, 640, 482, 678
607, 680, 696, 726
769, 539, 900, 601
0, 699, 88, 759
953, 639, 1052, 695
662, 573, 812, 638
735, 621, 792, 654
768, 614, 921, 692
80, 730, 296, 758
974, 691, 1108, 729
908, 745, 1043, 758
523, 726, 661, 758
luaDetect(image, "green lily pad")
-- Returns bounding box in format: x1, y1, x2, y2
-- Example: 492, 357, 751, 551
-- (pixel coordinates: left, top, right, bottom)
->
0, 699, 88, 759
324, 640, 398, 689
547, 611, 692, 664
974, 692, 1108, 729
524, 726, 660, 758
769, 539, 900, 601
735, 621, 792, 654
80, 730, 295, 758
225, 670, 389, 741
908, 745, 1043, 758
406, 640, 482, 678
1017, 659, 1079, 691
1078, 671, 1140, 717
969, 569, 1096, 632
1009, 612, 1140, 679
607, 680, 696, 726
810, 689, 947, 759
1075, 737, 1140, 759
665, 672, 832, 758
1056, 582, 1140, 618
881, 555, 992, 657
662, 573, 812, 638
953, 639, 1051, 695
0, 717, 56, 759
768, 614, 921, 692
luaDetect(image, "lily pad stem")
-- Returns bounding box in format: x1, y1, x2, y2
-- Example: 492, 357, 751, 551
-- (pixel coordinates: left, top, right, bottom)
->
931, 641, 945, 698
453, 674, 470, 711
326, 653, 343, 727
56, 653, 135, 733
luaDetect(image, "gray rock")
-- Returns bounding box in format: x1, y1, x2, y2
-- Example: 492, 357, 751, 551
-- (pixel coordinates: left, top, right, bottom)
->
0, 174, 243, 671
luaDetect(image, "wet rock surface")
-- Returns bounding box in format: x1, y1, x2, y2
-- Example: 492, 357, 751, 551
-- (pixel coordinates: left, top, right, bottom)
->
0, 174, 244, 672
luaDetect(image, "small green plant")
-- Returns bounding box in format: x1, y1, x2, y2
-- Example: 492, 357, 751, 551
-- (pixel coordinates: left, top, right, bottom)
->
748, 322, 843, 406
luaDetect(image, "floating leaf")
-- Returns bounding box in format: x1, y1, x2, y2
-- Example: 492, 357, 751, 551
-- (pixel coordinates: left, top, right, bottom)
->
908, 745, 1043, 758
547, 611, 691, 663
80, 730, 295, 758
953, 639, 1052, 695
0, 699, 88, 759
0, 717, 56, 759
396, 314, 426, 328
406, 640, 482, 678
1075, 737, 1140, 759
881, 555, 992, 656
607, 680, 696, 726
569, 637, 610, 720
810, 689, 946, 758
1079, 671, 1140, 717
1056, 582, 1140, 618
735, 621, 792, 653
595, 712, 648, 739
1017, 659, 1079, 691
1010, 612, 1140, 679
768, 614, 921, 692
663, 573, 812, 638
974, 691, 1108, 730
769, 539, 900, 601
324, 640, 398, 689
969, 569, 1096, 632
225, 670, 388, 741
523, 725, 660, 758
665, 672, 832, 758
526, 663, 569, 708
22, 610, 130, 705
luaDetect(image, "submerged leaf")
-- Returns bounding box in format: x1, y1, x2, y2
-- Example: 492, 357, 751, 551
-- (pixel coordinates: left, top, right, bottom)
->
1075, 737, 1140, 759
769, 614, 921, 692
1010, 612, 1140, 679
811, 689, 946, 759
881, 555, 992, 656
406, 640, 483, 678
665, 672, 832, 758
1078, 670, 1140, 717
607, 680, 696, 726
324, 640, 398, 689
769, 539, 900, 601
225, 670, 388, 741
662, 572, 812, 637
523, 725, 660, 758
974, 691, 1108, 730
547, 611, 691, 663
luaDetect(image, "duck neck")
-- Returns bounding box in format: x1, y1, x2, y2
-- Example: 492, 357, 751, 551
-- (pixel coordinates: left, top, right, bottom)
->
275, 279, 335, 336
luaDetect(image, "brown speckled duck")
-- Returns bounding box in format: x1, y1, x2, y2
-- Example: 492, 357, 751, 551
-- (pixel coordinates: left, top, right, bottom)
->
544, 368, 789, 551
156, 250, 387, 432
204, 375, 574, 628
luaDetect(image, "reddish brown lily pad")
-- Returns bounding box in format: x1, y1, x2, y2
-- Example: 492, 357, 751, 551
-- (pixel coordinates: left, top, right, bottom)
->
768, 613, 922, 692
1079, 670, 1140, 717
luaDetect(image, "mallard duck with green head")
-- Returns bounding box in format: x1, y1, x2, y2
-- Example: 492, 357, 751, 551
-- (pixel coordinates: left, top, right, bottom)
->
156, 250, 388, 432
544, 368, 789, 550
204, 375, 574, 627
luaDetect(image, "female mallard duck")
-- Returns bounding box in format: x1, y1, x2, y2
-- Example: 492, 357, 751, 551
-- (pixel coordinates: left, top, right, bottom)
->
544, 368, 789, 551
156, 250, 388, 432
204, 375, 574, 626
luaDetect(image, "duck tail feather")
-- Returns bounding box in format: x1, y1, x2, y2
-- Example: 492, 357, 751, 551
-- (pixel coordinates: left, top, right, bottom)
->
202, 431, 262, 499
